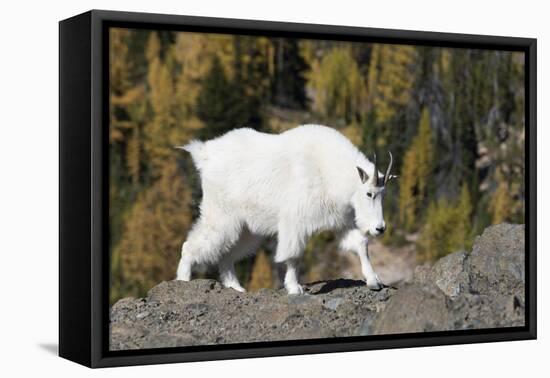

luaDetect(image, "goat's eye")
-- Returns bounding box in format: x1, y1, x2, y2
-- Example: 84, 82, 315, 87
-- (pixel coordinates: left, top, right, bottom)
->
366, 192, 373, 198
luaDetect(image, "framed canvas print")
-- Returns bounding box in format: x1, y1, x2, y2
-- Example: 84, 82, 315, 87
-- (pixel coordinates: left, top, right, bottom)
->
59, 10, 537, 368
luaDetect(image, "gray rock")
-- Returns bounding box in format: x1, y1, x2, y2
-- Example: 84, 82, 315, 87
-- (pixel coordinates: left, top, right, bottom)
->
323, 297, 344, 311
372, 284, 450, 334
467, 224, 525, 297
369, 224, 526, 335
136, 311, 150, 320
430, 251, 468, 298
110, 278, 395, 350
358, 318, 373, 336
110, 224, 526, 350
287, 293, 317, 306
412, 264, 432, 284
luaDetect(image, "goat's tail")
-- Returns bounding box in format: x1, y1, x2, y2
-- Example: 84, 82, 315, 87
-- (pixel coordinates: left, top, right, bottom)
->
175, 140, 207, 169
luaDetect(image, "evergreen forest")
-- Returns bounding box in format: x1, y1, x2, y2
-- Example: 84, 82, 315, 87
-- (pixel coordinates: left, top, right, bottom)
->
109, 28, 525, 303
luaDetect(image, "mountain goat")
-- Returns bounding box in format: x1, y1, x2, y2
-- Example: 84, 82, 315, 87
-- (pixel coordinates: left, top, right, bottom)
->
176, 124, 396, 294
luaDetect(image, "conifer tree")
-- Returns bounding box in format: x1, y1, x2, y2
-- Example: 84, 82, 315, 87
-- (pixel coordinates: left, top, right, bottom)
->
143, 32, 178, 173
173, 33, 235, 128
271, 38, 308, 109
109, 28, 146, 148
399, 108, 434, 230
309, 47, 366, 124
367, 45, 416, 125
455, 183, 473, 244
110, 28, 132, 104
445, 50, 479, 195
115, 160, 193, 301
126, 126, 141, 183
109, 28, 147, 298
416, 183, 473, 262
489, 168, 513, 224
231, 37, 265, 130
196, 54, 263, 139
195, 55, 236, 138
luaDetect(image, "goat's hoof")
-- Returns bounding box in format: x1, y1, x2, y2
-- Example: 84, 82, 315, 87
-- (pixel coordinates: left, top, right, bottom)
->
366, 276, 383, 291
286, 284, 304, 295
223, 283, 246, 292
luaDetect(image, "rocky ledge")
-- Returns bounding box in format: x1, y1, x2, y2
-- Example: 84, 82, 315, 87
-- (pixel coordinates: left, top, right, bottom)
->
110, 223, 525, 350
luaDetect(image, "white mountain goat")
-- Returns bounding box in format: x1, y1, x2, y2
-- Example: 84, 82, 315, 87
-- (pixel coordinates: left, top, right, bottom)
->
175, 124, 396, 294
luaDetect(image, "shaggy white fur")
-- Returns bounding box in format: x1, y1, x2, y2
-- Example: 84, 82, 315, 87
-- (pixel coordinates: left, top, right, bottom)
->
176, 124, 393, 294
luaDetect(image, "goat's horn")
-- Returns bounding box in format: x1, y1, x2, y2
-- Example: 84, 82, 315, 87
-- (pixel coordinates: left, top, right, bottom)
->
372, 153, 379, 186
384, 151, 393, 185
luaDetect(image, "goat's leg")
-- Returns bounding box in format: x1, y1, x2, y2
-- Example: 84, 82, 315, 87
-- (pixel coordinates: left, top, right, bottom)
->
218, 230, 264, 292
176, 243, 193, 281
218, 257, 246, 292
283, 259, 304, 295
339, 229, 382, 290
275, 222, 306, 294
176, 216, 240, 282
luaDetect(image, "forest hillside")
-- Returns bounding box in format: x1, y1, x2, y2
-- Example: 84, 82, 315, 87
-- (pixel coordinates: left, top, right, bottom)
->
109, 28, 525, 303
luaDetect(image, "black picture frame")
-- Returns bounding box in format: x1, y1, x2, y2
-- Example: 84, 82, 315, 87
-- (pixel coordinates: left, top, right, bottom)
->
59, 9, 537, 368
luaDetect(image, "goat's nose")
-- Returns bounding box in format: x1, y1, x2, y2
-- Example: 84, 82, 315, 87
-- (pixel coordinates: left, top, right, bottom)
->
376, 226, 386, 234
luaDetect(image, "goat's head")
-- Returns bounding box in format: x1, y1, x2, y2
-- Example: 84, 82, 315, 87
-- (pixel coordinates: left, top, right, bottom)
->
351, 151, 397, 237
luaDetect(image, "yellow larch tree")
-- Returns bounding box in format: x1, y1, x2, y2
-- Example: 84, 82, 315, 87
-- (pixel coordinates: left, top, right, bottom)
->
308, 47, 367, 124
367, 44, 416, 125
399, 108, 434, 230
115, 159, 193, 301
489, 168, 514, 224
416, 184, 473, 262
247, 250, 274, 291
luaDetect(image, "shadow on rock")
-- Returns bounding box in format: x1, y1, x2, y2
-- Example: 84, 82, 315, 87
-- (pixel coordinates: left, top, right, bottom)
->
308, 278, 366, 294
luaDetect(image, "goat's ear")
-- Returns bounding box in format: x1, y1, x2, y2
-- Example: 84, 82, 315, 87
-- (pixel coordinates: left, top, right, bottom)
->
357, 166, 369, 184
